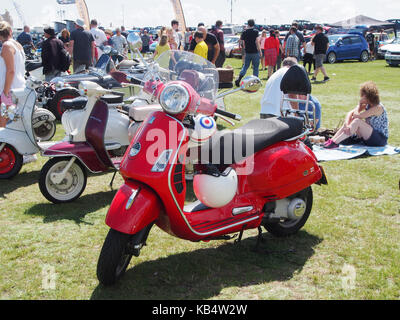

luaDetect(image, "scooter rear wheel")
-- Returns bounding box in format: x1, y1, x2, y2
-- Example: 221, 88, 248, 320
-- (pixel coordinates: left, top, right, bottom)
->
49, 89, 80, 120
33, 119, 56, 142
39, 157, 87, 204
0, 144, 23, 179
97, 229, 133, 286
263, 187, 313, 237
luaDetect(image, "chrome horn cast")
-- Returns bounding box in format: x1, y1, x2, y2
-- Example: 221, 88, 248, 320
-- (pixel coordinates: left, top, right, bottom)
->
240, 75, 262, 93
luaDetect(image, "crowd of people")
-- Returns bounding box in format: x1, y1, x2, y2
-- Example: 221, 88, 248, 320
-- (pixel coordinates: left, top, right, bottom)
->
0, 16, 390, 148
236, 20, 330, 86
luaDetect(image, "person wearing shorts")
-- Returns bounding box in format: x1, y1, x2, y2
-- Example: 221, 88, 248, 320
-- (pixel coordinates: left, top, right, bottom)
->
324, 81, 388, 149
311, 25, 329, 82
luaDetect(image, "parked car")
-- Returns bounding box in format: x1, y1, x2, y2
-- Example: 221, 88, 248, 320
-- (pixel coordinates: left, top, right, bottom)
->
208, 26, 236, 37
378, 38, 399, 58
224, 36, 240, 57
149, 41, 157, 53
384, 40, 400, 66
326, 34, 369, 64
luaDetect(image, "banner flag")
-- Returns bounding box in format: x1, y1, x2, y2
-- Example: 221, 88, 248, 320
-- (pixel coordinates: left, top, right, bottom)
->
170, 0, 187, 34
75, 0, 90, 30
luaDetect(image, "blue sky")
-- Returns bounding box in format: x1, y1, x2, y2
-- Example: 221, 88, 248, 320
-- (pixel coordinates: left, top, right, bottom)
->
4, 0, 400, 29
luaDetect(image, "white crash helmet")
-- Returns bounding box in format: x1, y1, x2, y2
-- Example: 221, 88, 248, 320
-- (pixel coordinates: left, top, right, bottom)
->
190, 115, 216, 144
193, 167, 238, 208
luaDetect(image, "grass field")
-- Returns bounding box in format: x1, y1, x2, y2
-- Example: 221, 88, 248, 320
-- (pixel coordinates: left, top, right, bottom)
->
0, 58, 399, 300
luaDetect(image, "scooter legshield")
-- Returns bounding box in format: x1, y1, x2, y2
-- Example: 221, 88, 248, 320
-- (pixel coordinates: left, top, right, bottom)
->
105, 180, 162, 235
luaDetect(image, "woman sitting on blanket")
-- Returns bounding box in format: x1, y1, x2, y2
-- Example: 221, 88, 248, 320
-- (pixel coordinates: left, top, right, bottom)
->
324, 81, 389, 149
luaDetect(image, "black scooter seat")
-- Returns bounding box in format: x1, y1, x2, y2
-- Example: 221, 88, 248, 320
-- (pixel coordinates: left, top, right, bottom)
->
199, 117, 304, 165
61, 97, 88, 111
25, 61, 42, 72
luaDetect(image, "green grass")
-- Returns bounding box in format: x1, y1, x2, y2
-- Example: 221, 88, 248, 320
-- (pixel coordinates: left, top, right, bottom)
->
0, 58, 399, 300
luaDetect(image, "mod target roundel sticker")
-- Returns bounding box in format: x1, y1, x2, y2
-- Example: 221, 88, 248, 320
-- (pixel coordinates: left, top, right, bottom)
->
200, 116, 215, 129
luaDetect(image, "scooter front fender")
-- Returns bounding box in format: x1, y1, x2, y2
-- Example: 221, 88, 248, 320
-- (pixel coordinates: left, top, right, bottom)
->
34, 107, 56, 122
105, 180, 163, 235
0, 128, 37, 155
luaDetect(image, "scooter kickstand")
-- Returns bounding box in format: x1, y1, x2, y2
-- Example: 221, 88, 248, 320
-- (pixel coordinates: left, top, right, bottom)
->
109, 171, 117, 190
234, 225, 247, 245
252, 226, 266, 252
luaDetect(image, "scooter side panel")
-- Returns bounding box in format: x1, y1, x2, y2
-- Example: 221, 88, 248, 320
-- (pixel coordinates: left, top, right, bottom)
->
105, 180, 162, 235
42, 142, 108, 173
85, 100, 113, 168
185, 193, 265, 239
239, 140, 322, 199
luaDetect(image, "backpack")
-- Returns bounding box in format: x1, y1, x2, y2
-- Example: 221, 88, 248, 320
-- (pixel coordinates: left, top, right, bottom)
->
58, 42, 71, 72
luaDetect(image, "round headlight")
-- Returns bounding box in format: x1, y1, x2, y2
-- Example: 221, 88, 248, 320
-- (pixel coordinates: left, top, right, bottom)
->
159, 84, 190, 114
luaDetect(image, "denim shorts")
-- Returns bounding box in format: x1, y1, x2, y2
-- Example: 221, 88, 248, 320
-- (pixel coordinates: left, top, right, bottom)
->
364, 129, 388, 147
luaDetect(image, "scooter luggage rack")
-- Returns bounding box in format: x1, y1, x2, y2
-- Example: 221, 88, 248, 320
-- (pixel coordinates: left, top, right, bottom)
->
280, 95, 317, 140
279, 64, 316, 141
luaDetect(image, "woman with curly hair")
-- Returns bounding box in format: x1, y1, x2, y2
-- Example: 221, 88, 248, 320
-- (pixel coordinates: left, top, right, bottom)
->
324, 81, 389, 148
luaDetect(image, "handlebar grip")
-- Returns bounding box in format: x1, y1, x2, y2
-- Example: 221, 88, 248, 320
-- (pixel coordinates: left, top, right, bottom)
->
215, 108, 242, 121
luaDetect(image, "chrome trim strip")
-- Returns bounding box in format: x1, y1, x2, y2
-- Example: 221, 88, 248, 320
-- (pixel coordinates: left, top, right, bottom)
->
232, 206, 254, 216
126, 188, 140, 210
165, 114, 260, 236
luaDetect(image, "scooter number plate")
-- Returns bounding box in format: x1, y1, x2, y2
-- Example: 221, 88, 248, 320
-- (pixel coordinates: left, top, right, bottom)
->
32, 115, 49, 125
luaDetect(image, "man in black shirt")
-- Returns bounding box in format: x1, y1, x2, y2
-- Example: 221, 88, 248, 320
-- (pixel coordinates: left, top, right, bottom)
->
311, 25, 330, 82
235, 19, 261, 87
365, 29, 375, 60
189, 26, 220, 65
41, 27, 64, 81
69, 19, 96, 73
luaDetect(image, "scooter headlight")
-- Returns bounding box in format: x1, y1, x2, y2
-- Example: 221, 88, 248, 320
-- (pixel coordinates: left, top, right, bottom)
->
159, 84, 190, 115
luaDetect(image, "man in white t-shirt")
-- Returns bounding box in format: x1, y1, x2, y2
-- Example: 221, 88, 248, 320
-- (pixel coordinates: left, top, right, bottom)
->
260, 57, 298, 118
171, 19, 181, 50
90, 19, 108, 60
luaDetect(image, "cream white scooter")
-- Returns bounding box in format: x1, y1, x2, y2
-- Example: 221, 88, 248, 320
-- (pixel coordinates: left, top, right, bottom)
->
0, 78, 56, 179
38, 80, 161, 203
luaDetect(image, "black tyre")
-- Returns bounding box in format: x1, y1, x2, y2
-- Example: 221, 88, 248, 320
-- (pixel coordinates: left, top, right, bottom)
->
263, 187, 313, 237
360, 50, 369, 62
327, 52, 336, 64
49, 89, 80, 120
0, 144, 23, 179
97, 229, 133, 286
39, 157, 87, 204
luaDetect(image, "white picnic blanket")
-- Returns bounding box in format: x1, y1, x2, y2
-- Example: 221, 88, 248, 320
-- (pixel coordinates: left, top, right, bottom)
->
312, 144, 400, 162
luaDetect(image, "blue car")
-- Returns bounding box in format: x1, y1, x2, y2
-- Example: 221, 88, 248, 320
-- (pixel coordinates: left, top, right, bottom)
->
326, 34, 369, 64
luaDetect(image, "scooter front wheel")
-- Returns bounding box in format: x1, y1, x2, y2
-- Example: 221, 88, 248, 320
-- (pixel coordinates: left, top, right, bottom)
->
263, 187, 313, 237
39, 157, 87, 204
97, 229, 133, 286
0, 144, 23, 179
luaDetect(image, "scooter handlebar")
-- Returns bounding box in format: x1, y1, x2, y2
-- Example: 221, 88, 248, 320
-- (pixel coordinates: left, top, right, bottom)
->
215, 108, 242, 121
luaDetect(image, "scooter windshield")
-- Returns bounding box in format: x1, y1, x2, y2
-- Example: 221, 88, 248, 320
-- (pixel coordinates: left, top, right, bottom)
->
142, 50, 219, 103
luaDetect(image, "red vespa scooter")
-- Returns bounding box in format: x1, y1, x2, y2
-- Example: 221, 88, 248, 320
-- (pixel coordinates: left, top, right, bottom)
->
96, 51, 327, 285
